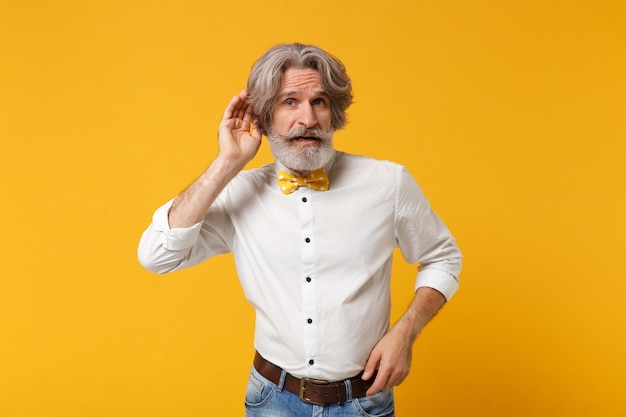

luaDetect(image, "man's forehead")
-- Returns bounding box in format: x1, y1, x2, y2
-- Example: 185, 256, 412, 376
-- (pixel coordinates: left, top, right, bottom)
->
279, 68, 325, 94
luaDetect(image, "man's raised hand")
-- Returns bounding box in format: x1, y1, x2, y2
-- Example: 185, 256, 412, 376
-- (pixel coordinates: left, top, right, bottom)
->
217, 90, 262, 170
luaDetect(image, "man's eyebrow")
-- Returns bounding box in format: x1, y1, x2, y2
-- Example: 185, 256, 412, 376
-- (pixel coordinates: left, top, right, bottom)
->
277, 90, 328, 99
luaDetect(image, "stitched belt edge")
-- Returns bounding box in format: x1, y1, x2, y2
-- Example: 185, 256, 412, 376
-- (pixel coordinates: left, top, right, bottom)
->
253, 351, 373, 405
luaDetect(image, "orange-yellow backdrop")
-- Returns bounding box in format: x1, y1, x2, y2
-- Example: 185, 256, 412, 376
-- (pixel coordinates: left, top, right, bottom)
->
1, 0, 625, 416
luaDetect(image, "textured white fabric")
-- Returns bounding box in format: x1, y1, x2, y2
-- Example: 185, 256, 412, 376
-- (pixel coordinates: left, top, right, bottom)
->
138, 151, 462, 381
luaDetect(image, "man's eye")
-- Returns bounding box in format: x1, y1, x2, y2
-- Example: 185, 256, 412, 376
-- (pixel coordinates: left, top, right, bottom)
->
284, 99, 296, 106
313, 98, 327, 106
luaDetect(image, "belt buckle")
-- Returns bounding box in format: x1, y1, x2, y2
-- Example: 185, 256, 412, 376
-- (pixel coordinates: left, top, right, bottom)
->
299, 377, 330, 406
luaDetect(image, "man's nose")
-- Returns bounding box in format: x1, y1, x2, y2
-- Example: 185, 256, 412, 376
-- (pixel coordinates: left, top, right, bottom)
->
297, 102, 317, 128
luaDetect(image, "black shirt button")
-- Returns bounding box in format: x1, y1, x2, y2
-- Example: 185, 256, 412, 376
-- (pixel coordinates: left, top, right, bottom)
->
306, 277, 312, 282
302, 197, 307, 202
309, 359, 314, 365
307, 318, 313, 324
305, 238, 311, 243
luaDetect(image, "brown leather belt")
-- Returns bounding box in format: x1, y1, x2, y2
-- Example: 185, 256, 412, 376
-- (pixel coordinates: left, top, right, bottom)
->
253, 351, 374, 405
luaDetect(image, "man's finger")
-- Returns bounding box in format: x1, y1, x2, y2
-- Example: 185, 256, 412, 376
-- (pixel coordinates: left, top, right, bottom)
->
366, 369, 390, 396
221, 90, 247, 122
362, 350, 381, 381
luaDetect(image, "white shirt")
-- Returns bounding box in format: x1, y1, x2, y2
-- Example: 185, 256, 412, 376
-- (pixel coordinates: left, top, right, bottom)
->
138, 151, 462, 381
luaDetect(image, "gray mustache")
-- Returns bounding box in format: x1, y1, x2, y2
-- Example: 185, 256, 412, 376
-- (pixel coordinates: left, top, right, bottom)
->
283, 127, 333, 141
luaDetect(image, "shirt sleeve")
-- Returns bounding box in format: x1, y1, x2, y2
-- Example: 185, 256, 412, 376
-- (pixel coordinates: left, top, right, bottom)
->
137, 198, 233, 274
395, 168, 462, 301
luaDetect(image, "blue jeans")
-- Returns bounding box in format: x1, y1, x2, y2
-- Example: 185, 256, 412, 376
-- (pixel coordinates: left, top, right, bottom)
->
244, 366, 395, 417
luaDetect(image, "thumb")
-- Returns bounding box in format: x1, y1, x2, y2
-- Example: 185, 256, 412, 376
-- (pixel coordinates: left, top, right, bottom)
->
362, 350, 381, 381
251, 119, 262, 141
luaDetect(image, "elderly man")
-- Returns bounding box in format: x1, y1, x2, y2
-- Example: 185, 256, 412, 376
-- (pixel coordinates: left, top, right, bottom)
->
138, 42, 462, 416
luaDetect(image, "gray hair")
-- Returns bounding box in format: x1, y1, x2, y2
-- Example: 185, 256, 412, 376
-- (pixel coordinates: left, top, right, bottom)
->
246, 43, 353, 135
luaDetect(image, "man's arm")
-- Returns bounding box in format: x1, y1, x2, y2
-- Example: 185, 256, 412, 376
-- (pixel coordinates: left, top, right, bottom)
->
359, 166, 462, 395
362, 286, 446, 396
137, 91, 261, 273
168, 90, 262, 228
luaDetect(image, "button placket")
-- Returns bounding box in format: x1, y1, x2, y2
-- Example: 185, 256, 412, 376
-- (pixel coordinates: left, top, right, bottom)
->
299, 187, 318, 370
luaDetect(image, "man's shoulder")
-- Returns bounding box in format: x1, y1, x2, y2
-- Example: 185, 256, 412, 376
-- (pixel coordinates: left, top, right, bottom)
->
216, 163, 275, 202
234, 163, 275, 182
334, 151, 405, 174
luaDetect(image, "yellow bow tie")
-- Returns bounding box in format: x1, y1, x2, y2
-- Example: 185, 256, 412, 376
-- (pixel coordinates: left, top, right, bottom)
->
277, 168, 329, 195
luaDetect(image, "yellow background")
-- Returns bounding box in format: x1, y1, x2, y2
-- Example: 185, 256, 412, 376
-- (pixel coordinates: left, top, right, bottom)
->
1, 0, 625, 416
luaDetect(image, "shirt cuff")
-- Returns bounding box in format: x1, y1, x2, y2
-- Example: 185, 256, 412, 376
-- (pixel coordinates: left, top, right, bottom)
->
414, 268, 459, 301
152, 199, 204, 251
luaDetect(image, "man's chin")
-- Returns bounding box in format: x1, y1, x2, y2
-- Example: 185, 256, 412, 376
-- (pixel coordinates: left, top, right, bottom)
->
268, 134, 335, 172
275, 150, 334, 173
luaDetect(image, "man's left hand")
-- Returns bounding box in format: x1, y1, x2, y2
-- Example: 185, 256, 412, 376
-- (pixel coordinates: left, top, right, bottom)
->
361, 287, 447, 396
361, 324, 413, 396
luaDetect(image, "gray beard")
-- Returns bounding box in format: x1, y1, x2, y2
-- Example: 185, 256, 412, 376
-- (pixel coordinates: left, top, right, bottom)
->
267, 127, 335, 173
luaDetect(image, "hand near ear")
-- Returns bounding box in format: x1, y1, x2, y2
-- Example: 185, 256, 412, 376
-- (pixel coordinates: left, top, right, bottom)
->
217, 90, 262, 171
